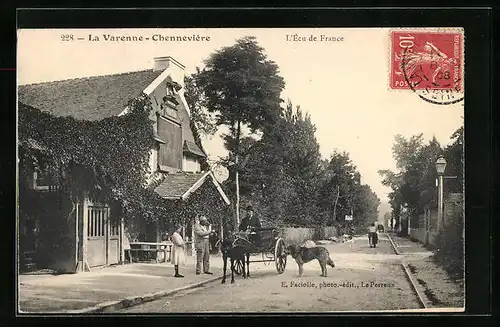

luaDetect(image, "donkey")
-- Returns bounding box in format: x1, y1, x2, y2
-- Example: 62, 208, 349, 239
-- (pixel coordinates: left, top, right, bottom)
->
219, 232, 253, 284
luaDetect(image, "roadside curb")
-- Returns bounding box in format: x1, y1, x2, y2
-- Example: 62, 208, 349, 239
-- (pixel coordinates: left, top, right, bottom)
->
386, 233, 428, 309
385, 233, 402, 255
62, 276, 222, 314
400, 263, 428, 309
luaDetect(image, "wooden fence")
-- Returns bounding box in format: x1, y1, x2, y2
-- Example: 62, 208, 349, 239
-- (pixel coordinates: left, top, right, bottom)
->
409, 193, 463, 247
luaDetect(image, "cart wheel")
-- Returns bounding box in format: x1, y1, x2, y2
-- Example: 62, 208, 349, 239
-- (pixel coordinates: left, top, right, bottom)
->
275, 238, 287, 274
234, 259, 243, 276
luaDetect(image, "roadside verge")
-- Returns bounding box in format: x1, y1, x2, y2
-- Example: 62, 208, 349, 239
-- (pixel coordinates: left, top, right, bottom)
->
64, 276, 222, 314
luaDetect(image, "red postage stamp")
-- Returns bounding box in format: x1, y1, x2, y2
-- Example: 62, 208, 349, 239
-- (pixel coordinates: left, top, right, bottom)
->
390, 30, 464, 93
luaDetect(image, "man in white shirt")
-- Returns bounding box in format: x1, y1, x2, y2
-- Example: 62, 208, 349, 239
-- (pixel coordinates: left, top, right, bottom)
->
194, 215, 215, 275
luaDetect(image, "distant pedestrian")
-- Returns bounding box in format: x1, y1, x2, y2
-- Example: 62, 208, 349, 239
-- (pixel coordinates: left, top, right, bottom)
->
170, 225, 186, 278
368, 222, 378, 248
194, 215, 215, 275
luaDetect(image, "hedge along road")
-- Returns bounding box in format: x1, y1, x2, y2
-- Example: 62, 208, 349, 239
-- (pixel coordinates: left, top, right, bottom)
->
118, 235, 423, 312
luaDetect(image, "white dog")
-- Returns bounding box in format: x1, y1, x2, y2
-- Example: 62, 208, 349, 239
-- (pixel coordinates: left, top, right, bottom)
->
342, 234, 354, 250
327, 234, 354, 249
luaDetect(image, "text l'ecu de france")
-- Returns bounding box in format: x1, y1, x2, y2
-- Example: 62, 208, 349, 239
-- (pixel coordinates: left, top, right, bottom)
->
285, 34, 345, 42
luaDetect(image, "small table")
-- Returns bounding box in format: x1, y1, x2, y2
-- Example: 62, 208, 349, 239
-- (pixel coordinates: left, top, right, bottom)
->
126, 242, 173, 263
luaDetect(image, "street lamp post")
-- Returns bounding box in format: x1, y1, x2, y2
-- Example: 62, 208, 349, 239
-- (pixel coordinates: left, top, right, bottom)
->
435, 155, 447, 231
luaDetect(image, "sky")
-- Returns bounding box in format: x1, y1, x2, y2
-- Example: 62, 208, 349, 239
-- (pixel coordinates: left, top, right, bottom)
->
17, 28, 464, 219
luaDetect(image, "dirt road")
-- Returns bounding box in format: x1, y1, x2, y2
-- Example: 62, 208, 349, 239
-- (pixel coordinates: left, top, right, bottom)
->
118, 234, 423, 312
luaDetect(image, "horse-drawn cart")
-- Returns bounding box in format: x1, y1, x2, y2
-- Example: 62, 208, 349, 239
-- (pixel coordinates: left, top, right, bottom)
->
232, 227, 287, 275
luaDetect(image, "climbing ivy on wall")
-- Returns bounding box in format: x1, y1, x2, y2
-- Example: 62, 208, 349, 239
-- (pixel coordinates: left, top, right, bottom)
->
19, 93, 233, 229
163, 181, 233, 234
18, 94, 163, 221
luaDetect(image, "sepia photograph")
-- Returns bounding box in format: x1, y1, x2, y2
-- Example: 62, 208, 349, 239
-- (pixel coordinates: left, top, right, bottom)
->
17, 27, 464, 314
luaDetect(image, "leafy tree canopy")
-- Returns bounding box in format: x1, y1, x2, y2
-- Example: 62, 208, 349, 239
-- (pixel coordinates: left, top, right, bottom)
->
379, 125, 463, 232
184, 70, 218, 137
192, 36, 286, 155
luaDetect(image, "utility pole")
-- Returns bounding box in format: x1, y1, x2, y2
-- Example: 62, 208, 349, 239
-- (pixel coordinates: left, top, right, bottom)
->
235, 154, 240, 227
332, 185, 340, 224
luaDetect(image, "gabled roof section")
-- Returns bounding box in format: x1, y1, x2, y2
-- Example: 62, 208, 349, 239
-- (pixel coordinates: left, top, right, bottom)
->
18, 70, 163, 121
183, 140, 206, 158
154, 171, 230, 205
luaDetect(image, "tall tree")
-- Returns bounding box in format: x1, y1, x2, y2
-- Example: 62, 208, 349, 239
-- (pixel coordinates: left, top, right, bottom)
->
193, 36, 285, 226
318, 151, 360, 225
379, 134, 443, 235
443, 125, 464, 193
317, 150, 380, 233
280, 102, 323, 226
353, 184, 380, 229
416, 137, 442, 213
183, 72, 216, 172
184, 70, 218, 137
237, 101, 323, 227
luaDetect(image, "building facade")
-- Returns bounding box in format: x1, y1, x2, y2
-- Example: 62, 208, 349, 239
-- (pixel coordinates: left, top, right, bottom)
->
18, 56, 230, 273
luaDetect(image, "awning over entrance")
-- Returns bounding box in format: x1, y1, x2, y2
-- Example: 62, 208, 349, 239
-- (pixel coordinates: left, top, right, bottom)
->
154, 171, 230, 205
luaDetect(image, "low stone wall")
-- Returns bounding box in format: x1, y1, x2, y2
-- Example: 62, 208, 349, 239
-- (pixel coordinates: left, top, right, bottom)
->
280, 226, 338, 244
410, 227, 440, 247
428, 230, 438, 245
409, 227, 426, 244
323, 226, 338, 239
280, 227, 314, 244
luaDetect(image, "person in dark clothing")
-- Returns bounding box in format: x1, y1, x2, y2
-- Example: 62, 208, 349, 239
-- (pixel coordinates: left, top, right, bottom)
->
238, 206, 262, 246
239, 206, 261, 231
368, 222, 378, 248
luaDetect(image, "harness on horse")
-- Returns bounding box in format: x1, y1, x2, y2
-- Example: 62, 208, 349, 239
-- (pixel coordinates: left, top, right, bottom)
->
231, 233, 253, 247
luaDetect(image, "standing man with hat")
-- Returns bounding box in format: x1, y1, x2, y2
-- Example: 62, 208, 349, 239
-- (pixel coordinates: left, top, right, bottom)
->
194, 215, 215, 275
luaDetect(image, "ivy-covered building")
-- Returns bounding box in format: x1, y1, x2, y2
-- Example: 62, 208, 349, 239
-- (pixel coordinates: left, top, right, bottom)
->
18, 56, 231, 273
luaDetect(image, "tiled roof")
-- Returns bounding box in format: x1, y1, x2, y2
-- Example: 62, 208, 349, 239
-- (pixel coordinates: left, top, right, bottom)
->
18, 70, 163, 121
154, 171, 230, 205
183, 140, 206, 158
154, 172, 208, 199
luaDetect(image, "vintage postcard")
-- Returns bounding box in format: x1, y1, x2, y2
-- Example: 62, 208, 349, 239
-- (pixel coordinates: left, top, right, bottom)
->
17, 27, 464, 314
